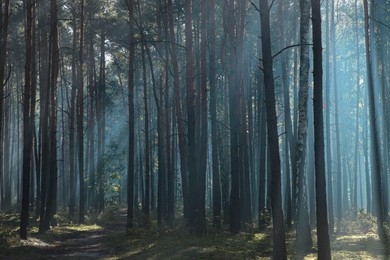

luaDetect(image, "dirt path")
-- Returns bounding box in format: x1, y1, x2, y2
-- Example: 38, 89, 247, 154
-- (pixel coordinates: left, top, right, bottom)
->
45, 229, 115, 259
40, 214, 128, 259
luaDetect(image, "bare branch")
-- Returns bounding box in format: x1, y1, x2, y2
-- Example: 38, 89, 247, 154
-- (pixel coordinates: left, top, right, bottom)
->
3, 65, 11, 87
249, 0, 260, 13
369, 16, 390, 30
272, 43, 313, 59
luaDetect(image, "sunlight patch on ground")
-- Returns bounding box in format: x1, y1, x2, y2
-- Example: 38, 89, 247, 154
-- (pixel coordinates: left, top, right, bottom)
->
61, 224, 103, 232
336, 233, 378, 241
20, 237, 52, 247
332, 250, 379, 259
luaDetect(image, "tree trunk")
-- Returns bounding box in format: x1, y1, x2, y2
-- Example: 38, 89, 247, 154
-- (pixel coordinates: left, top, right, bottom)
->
97, 32, 106, 212
126, 0, 135, 231
38, 0, 51, 233
331, 0, 343, 223
0, 0, 10, 211
68, 4, 77, 219
167, 0, 189, 221
352, 0, 360, 215
363, 0, 386, 242
259, 0, 287, 258
295, 0, 313, 253
140, 39, 150, 226
311, 0, 332, 258
324, 0, 334, 233
184, 0, 198, 228
77, 0, 85, 224
44, 0, 59, 228
20, 0, 33, 239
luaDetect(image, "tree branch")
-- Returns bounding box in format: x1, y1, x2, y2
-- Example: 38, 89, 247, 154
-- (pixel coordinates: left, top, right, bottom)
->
369, 16, 390, 30
272, 43, 313, 59
249, 0, 260, 13
3, 65, 11, 87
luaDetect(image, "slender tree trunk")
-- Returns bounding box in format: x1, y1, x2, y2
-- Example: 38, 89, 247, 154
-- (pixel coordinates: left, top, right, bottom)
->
167, 0, 189, 220
0, 0, 10, 209
295, 0, 313, 253
45, 0, 59, 227
311, 0, 332, 258
20, 0, 33, 239
331, 0, 343, 223
68, 5, 77, 218
87, 29, 95, 209
38, 0, 51, 233
363, 0, 386, 242
126, 0, 135, 231
352, 0, 360, 215
97, 32, 106, 212
140, 40, 150, 226
325, 0, 334, 233
184, 0, 198, 228
259, 0, 287, 258
77, 0, 85, 224
363, 103, 371, 212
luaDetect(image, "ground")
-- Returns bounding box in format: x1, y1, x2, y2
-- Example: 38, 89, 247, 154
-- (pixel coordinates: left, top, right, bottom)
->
0, 208, 389, 259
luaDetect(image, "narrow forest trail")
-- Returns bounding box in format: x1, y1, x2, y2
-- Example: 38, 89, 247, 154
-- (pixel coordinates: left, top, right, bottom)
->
40, 212, 129, 259
46, 229, 114, 259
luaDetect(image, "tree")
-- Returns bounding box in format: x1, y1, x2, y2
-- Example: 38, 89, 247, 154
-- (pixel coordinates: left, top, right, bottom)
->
209, 0, 221, 229
20, 0, 34, 239
259, 0, 287, 258
167, 0, 189, 221
0, 0, 10, 211
331, 0, 343, 222
77, 0, 85, 224
126, 0, 135, 231
68, 1, 78, 218
295, 0, 313, 253
311, 0, 332, 257
362, 0, 386, 242
44, 0, 60, 229
324, 0, 334, 233
184, 0, 197, 229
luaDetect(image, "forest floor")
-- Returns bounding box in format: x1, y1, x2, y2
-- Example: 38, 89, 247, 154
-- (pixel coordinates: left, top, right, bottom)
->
0, 207, 389, 259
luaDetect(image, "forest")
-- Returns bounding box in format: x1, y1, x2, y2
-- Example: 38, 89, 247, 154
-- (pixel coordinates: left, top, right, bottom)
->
0, 0, 390, 259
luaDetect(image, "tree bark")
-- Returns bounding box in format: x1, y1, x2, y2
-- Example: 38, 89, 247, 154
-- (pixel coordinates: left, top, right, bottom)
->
311, 0, 332, 258
259, 0, 287, 258
324, 0, 334, 233
363, 0, 386, 242
126, 0, 135, 231
20, 0, 33, 239
77, 0, 85, 224
295, 0, 313, 253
